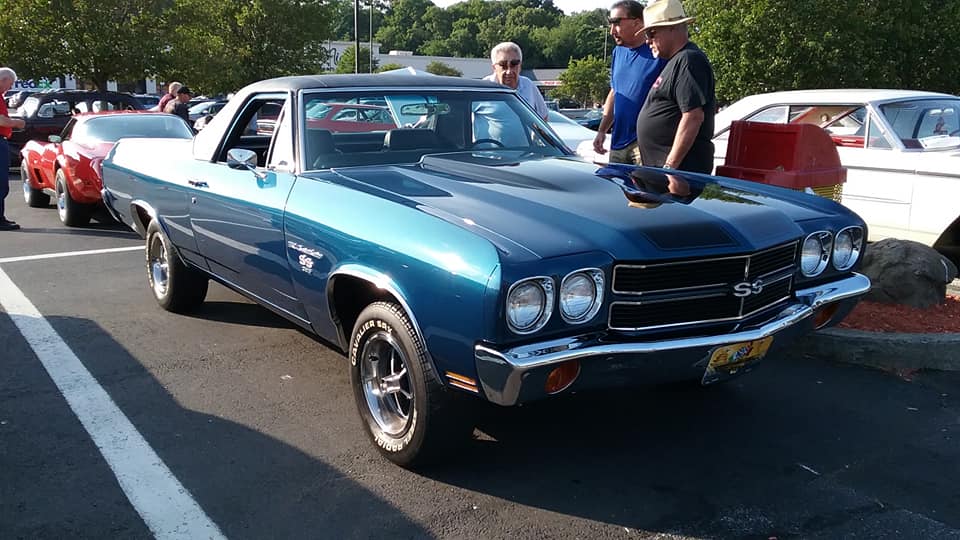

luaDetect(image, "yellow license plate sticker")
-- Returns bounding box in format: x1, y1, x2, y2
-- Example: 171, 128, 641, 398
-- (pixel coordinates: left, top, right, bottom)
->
708, 336, 774, 370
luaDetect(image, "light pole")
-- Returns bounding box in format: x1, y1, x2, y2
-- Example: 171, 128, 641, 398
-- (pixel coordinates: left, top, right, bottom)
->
354, 0, 360, 73
369, 0, 374, 73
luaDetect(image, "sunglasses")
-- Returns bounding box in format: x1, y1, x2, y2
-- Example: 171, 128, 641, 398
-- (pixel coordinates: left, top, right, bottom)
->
607, 17, 637, 25
495, 59, 521, 69
644, 27, 669, 39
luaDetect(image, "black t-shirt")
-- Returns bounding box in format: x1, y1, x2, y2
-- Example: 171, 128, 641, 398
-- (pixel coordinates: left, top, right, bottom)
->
635, 42, 716, 173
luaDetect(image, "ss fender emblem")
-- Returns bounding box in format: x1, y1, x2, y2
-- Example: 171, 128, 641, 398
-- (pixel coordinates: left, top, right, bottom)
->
732, 279, 764, 298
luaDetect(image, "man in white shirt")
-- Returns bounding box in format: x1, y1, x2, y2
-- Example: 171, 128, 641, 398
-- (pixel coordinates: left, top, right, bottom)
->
483, 42, 549, 121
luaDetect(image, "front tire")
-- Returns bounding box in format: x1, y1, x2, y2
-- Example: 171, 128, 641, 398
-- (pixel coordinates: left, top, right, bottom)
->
21, 163, 50, 208
349, 301, 473, 468
145, 219, 208, 313
55, 169, 91, 226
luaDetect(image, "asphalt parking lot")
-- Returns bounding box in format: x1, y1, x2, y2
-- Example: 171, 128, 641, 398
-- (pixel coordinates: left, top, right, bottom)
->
2, 172, 960, 539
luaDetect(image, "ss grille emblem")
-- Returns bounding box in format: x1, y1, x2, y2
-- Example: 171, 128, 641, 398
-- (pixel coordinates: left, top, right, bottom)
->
732, 279, 764, 298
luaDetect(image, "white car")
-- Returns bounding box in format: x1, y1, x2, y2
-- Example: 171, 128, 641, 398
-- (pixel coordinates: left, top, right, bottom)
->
713, 89, 960, 263
546, 110, 609, 164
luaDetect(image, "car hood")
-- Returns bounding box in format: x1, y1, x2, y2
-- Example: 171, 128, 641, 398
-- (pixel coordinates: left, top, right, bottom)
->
322, 153, 838, 263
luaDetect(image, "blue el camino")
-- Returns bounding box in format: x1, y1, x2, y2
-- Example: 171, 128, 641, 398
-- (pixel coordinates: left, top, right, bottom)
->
101, 74, 870, 467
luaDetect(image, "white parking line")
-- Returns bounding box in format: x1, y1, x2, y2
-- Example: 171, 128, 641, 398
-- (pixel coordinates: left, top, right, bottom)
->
0, 267, 225, 540
0, 246, 143, 265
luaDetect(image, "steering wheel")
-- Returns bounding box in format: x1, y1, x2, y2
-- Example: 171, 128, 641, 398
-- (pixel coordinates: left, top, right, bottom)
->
472, 138, 505, 149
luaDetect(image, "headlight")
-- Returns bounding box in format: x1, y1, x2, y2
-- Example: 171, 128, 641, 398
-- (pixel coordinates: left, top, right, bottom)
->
559, 269, 604, 323
506, 277, 554, 334
832, 226, 863, 271
801, 231, 832, 277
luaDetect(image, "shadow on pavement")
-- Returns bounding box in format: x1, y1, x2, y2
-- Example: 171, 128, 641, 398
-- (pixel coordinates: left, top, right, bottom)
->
1, 314, 428, 539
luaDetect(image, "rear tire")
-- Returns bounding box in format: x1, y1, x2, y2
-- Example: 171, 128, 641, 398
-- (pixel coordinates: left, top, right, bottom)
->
349, 301, 473, 468
55, 169, 91, 226
21, 163, 50, 208
145, 219, 208, 313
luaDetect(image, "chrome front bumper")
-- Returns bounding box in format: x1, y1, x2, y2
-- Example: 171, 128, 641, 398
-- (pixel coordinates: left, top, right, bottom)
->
475, 273, 871, 406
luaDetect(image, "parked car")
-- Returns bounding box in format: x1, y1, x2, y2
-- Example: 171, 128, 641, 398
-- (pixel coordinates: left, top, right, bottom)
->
133, 93, 161, 109
573, 108, 603, 131
546, 109, 609, 163
713, 89, 960, 265
5, 88, 43, 110
7, 90, 145, 165
305, 101, 398, 132
187, 99, 228, 122
20, 111, 193, 226
101, 74, 870, 467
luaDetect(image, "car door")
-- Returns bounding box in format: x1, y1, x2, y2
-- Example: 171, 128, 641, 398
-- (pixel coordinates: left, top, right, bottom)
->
187, 93, 306, 321
825, 107, 913, 240
37, 119, 76, 188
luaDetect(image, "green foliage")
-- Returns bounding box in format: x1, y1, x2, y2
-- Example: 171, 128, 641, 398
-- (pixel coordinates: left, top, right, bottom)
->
555, 55, 610, 106
425, 61, 462, 77
688, 0, 960, 103
0, 0, 167, 89
167, 0, 333, 94
336, 46, 379, 74
377, 63, 409, 73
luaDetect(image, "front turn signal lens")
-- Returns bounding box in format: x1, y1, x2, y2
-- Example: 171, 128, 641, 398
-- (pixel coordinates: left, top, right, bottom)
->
813, 304, 840, 329
545, 360, 581, 394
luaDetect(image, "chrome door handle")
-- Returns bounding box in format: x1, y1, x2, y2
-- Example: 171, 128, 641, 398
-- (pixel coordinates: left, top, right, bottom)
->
188, 179, 209, 188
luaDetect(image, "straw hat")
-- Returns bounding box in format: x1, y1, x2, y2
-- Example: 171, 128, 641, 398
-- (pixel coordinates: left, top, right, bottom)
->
643, 0, 695, 29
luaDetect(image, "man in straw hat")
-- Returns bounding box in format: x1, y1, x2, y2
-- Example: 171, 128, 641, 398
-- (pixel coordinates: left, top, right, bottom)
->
634, 0, 716, 174
591, 1, 665, 165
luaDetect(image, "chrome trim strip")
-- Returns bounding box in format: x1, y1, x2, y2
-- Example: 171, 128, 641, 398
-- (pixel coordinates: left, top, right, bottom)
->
476, 273, 870, 405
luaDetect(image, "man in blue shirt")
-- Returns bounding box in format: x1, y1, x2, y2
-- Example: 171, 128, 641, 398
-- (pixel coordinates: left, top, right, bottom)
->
593, 0, 666, 165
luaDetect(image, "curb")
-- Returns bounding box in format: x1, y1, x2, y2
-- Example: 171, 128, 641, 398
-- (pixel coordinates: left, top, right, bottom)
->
799, 327, 960, 371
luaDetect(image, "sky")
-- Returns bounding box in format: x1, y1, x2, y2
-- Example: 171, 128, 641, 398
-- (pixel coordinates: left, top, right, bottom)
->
429, 0, 611, 15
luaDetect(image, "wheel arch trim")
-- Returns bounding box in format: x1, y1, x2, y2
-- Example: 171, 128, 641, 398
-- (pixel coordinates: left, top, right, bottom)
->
326, 264, 441, 378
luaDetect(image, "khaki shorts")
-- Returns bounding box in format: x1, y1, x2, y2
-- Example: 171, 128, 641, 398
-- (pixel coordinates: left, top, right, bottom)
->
608, 142, 643, 165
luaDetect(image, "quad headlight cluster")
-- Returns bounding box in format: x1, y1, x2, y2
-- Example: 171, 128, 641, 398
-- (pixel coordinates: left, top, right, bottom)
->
506, 269, 604, 334
800, 226, 863, 277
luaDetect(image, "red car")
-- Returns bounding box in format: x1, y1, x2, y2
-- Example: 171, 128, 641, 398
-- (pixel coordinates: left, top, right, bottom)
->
305, 102, 398, 132
19, 111, 194, 226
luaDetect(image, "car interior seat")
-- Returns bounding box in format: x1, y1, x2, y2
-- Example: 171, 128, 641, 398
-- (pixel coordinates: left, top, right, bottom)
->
305, 128, 338, 169
383, 128, 443, 151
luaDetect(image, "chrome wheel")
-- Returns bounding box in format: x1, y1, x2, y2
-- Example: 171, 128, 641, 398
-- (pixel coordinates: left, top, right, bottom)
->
147, 234, 169, 299
360, 330, 413, 436
55, 180, 67, 222
21, 164, 30, 203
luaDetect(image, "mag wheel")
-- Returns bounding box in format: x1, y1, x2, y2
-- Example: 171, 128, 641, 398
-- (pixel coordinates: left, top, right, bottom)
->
349, 301, 474, 468
145, 219, 209, 313
21, 163, 50, 208
55, 169, 91, 226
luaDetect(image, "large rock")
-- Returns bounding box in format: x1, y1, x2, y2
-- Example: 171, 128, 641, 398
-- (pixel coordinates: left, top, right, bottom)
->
861, 239, 958, 308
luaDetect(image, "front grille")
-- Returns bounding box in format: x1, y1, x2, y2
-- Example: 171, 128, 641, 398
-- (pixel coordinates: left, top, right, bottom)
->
609, 242, 797, 331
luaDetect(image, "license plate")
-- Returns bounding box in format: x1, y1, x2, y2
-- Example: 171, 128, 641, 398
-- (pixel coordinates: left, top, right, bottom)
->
704, 336, 774, 380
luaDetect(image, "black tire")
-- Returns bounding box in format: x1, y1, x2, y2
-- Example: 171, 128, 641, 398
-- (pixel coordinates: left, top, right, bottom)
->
21, 162, 50, 208
55, 169, 91, 226
349, 301, 473, 468
145, 219, 209, 313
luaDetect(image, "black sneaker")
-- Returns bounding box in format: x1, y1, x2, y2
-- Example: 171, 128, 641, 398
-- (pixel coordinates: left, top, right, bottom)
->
0, 220, 20, 231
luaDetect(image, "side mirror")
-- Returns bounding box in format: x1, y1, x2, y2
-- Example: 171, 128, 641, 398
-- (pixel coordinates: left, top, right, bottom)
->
37, 104, 55, 118
226, 148, 267, 180
48, 135, 62, 143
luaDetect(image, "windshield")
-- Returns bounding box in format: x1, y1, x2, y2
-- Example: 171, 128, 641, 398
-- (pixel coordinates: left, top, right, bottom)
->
301, 90, 567, 170
75, 114, 194, 143
879, 98, 960, 150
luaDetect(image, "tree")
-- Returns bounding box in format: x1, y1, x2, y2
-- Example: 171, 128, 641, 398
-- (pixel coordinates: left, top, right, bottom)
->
687, 0, 960, 102
425, 61, 462, 77
554, 55, 609, 106
377, 63, 410, 73
0, 0, 168, 89
336, 46, 379, 73
166, 0, 334, 95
